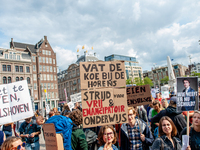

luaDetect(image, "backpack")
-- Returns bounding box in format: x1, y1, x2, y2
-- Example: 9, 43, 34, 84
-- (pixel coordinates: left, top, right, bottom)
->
154, 127, 159, 138
45, 115, 74, 150
84, 129, 97, 145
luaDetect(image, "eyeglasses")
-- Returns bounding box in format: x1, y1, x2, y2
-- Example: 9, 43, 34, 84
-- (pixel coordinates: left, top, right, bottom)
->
104, 132, 113, 136
128, 114, 134, 117
12, 142, 26, 150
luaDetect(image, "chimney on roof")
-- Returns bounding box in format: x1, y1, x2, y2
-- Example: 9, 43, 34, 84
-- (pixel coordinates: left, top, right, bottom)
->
44, 36, 47, 41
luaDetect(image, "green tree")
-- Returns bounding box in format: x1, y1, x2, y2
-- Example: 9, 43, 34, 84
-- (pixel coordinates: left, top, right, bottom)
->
191, 71, 200, 77
144, 77, 154, 87
161, 76, 169, 84
126, 78, 133, 85
134, 77, 144, 86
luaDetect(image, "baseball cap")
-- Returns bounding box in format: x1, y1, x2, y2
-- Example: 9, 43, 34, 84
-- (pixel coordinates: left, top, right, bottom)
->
170, 96, 177, 104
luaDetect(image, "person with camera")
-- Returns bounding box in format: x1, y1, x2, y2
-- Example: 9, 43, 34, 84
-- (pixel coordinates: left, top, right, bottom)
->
19, 117, 41, 150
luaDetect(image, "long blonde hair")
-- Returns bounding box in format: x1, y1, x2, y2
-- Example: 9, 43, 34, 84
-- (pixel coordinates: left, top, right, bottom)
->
1, 136, 22, 150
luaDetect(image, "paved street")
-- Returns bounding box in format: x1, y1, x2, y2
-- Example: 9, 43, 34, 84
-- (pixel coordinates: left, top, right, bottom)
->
39, 130, 46, 150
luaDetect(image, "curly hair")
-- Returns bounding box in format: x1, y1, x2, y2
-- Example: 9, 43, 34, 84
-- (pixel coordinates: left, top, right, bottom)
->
1, 136, 22, 150
98, 125, 117, 146
69, 109, 82, 126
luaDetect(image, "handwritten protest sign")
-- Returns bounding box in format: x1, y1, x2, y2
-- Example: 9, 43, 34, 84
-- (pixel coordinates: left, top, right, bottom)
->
82, 88, 128, 128
0, 80, 34, 125
151, 88, 156, 98
127, 85, 151, 107
161, 86, 169, 98
70, 92, 81, 104
80, 61, 126, 89
42, 124, 64, 150
67, 102, 74, 111
177, 77, 199, 111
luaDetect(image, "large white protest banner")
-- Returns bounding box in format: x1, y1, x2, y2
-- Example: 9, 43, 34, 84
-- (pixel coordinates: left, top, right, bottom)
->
0, 80, 34, 125
70, 92, 82, 104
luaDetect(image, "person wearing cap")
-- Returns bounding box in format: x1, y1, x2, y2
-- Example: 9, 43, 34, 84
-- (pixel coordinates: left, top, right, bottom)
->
151, 97, 186, 137
182, 78, 196, 111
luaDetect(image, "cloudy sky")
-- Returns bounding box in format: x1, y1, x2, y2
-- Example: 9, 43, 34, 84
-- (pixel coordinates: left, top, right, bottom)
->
0, 0, 200, 71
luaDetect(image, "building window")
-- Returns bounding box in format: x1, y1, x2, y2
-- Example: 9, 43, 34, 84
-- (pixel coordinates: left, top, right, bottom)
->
40, 74, 43, 80
49, 58, 52, 64
20, 66, 23, 72
50, 66, 52, 72
51, 83, 54, 89
53, 59, 55, 64
33, 65, 36, 71
46, 66, 49, 72
40, 83, 43, 89
7, 77, 11, 83
43, 57, 45, 63
55, 84, 57, 89
9, 52, 13, 59
7, 65, 11, 72
34, 83, 37, 90
3, 77, 7, 84
26, 66, 30, 73
56, 93, 58, 98
16, 77, 19, 81
52, 92, 54, 98
39, 65, 42, 72
2, 65, 6, 71
49, 51, 51, 55
17, 55, 20, 60
54, 75, 57, 81
46, 57, 48, 63
44, 74, 46, 80
48, 83, 50, 89
42, 50, 45, 55
20, 77, 23, 81
54, 67, 56, 72
33, 74, 37, 81
43, 66, 46, 72
32, 56, 36, 62
39, 57, 42, 63
27, 77, 31, 84
48, 92, 51, 98
51, 75, 53, 81
5, 54, 8, 59
47, 74, 50, 80
13, 53, 16, 60
44, 83, 47, 89
46, 51, 48, 55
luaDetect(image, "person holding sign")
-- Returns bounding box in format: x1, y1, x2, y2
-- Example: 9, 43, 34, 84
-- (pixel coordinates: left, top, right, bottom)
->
98, 125, 118, 150
180, 111, 200, 150
151, 116, 190, 150
120, 107, 154, 150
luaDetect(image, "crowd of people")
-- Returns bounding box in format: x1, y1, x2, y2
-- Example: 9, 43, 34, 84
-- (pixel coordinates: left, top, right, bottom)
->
0, 93, 200, 150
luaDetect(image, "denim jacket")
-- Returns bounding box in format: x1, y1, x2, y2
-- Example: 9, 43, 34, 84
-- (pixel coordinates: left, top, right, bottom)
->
151, 135, 182, 150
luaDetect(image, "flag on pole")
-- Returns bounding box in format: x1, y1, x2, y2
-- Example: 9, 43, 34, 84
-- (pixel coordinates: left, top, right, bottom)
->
44, 89, 47, 102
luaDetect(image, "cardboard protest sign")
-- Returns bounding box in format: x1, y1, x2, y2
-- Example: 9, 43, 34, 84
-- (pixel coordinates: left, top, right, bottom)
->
82, 88, 128, 128
127, 85, 151, 107
67, 102, 74, 111
42, 124, 64, 150
161, 86, 169, 98
80, 61, 126, 89
177, 77, 199, 111
0, 80, 34, 125
70, 92, 82, 104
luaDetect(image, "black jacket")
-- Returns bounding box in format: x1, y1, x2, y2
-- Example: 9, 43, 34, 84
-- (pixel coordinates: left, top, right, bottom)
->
151, 106, 186, 137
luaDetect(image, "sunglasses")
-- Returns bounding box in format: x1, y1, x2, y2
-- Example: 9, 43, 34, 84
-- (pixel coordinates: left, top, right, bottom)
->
12, 142, 26, 150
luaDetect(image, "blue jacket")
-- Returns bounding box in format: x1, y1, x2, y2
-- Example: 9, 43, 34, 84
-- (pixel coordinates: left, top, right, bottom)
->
120, 119, 154, 150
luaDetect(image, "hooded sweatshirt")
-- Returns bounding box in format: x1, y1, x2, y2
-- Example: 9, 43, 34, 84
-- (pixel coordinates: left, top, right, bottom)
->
151, 106, 186, 137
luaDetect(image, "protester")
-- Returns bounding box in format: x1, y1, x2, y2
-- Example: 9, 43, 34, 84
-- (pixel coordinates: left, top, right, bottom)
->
151, 97, 187, 137
161, 98, 168, 109
182, 111, 194, 124
155, 92, 162, 102
120, 107, 154, 150
61, 103, 71, 115
72, 102, 82, 111
151, 100, 162, 133
53, 107, 58, 113
98, 125, 118, 150
0, 130, 6, 148
2, 124, 13, 138
180, 111, 200, 149
48, 110, 55, 118
151, 116, 190, 150
36, 116, 45, 125
19, 117, 41, 150
135, 106, 148, 122
1, 136, 26, 150
68, 109, 88, 150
